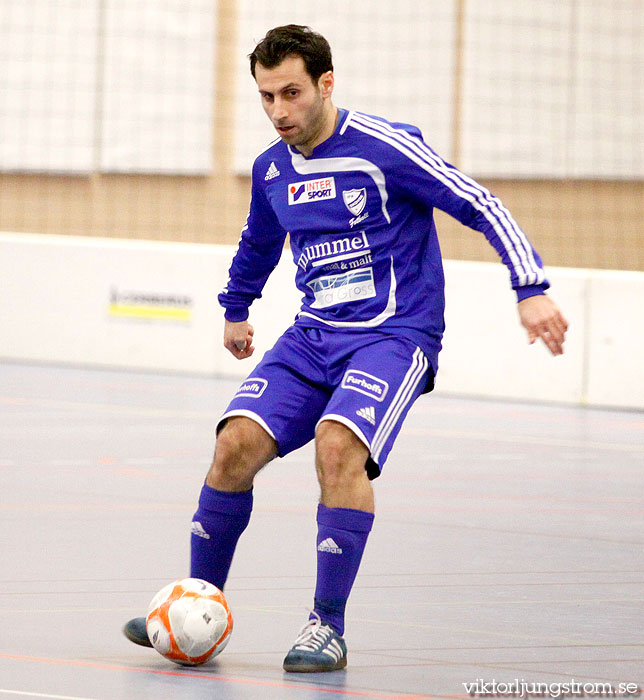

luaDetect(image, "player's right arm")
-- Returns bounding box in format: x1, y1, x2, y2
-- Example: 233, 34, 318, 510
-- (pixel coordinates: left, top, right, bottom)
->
218, 162, 287, 358
223, 319, 255, 359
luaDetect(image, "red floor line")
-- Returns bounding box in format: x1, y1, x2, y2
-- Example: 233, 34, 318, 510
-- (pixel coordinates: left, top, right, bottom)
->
0, 653, 434, 700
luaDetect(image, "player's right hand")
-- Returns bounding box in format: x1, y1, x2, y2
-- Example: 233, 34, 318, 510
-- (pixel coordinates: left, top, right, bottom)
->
224, 320, 255, 359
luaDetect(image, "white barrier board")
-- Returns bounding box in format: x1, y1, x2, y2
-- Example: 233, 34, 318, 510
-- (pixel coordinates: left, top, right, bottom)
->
1, 233, 641, 410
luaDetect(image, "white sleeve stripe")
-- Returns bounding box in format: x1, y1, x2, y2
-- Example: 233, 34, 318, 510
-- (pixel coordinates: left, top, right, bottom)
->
339, 110, 354, 135
352, 113, 542, 285
349, 113, 544, 286
400, 124, 543, 284
349, 118, 530, 286
351, 113, 540, 283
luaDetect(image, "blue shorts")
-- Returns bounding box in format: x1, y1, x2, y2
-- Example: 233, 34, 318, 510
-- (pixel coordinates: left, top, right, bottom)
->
217, 324, 434, 479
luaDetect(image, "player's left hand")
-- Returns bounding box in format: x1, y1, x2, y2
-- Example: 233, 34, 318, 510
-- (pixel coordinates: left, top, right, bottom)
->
518, 295, 568, 356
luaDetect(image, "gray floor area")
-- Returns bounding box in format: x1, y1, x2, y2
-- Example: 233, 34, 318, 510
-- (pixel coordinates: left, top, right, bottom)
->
1, 362, 643, 700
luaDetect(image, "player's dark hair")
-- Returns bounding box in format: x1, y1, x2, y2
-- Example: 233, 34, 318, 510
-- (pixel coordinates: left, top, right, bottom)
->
249, 25, 333, 83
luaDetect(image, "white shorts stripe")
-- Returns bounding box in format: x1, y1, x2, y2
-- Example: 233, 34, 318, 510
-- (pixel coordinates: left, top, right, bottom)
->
217, 409, 276, 441
371, 348, 426, 462
371, 347, 428, 463
316, 413, 371, 452
371, 347, 422, 458
375, 352, 427, 462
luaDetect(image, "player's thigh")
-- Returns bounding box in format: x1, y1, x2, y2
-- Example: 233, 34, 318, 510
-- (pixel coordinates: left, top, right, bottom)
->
322, 337, 432, 478
217, 326, 331, 457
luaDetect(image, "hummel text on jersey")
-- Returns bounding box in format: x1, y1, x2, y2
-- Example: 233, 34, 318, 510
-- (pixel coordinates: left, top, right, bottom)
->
318, 538, 343, 554
265, 161, 280, 180
297, 231, 370, 270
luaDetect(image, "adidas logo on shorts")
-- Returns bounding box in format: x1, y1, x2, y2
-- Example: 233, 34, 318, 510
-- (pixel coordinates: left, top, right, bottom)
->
356, 406, 376, 425
318, 537, 342, 554
265, 161, 280, 180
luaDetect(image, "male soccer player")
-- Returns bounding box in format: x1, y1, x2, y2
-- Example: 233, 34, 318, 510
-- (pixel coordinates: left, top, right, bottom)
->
124, 24, 568, 672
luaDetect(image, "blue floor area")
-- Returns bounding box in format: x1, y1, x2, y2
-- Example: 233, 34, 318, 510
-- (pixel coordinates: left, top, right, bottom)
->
1, 362, 643, 699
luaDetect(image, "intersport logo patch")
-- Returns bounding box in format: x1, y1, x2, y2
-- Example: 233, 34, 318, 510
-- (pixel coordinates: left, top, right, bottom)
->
288, 177, 336, 205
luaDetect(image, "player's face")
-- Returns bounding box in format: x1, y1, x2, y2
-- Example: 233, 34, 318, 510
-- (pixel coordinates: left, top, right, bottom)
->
255, 56, 335, 156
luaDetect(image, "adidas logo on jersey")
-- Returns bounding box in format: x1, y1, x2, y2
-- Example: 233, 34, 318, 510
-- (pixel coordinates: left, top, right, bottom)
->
318, 537, 343, 554
356, 406, 376, 425
191, 521, 210, 539
265, 161, 280, 180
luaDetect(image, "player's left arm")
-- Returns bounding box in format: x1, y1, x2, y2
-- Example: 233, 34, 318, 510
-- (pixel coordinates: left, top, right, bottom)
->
517, 294, 568, 356
386, 133, 569, 355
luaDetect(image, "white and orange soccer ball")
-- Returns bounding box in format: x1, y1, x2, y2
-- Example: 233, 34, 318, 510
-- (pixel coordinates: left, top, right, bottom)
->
146, 578, 233, 666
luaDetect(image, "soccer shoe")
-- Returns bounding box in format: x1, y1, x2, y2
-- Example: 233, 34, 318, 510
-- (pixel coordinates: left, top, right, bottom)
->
123, 616, 153, 648
282, 612, 347, 672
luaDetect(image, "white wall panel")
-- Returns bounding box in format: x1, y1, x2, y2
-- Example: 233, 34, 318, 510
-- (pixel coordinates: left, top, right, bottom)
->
2, 233, 642, 410
0, 233, 298, 377
0, 234, 221, 373
437, 262, 587, 404
233, 0, 457, 174
461, 0, 572, 178
0, 0, 98, 173
586, 270, 644, 409
99, 0, 215, 174
569, 0, 644, 178
461, 0, 643, 179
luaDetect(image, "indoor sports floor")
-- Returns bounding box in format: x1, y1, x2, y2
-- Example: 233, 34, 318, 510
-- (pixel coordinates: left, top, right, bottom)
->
1, 362, 643, 699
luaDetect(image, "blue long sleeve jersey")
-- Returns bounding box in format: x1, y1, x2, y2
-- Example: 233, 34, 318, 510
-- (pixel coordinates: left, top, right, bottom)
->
219, 108, 549, 374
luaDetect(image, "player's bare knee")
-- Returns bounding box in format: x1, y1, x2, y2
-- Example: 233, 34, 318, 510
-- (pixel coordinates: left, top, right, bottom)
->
207, 430, 248, 489
206, 417, 276, 491
315, 421, 368, 491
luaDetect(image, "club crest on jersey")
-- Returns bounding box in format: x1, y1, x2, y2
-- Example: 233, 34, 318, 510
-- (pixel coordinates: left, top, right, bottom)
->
342, 188, 367, 216
288, 177, 336, 205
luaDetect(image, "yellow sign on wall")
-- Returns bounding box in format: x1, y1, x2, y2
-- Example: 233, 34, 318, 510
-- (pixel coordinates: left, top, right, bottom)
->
108, 287, 193, 322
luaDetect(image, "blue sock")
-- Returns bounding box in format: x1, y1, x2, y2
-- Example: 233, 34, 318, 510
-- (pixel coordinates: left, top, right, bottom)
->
190, 484, 253, 591
312, 504, 374, 636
